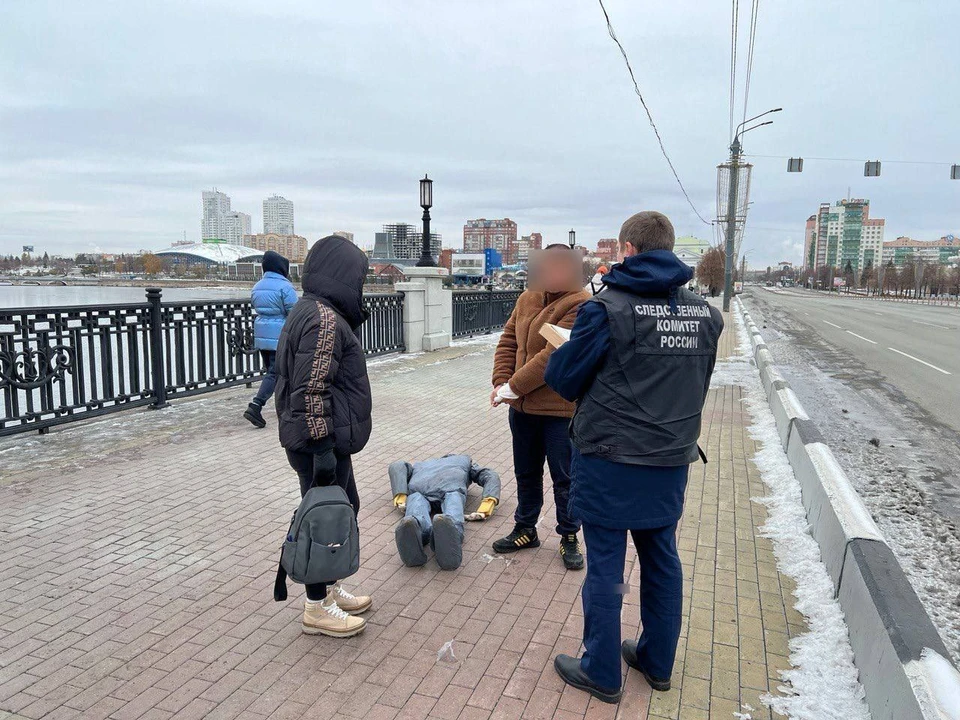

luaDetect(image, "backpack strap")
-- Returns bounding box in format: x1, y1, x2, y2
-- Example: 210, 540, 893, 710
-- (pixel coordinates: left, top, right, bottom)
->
273, 555, 288, 602
698, 445, 708, 464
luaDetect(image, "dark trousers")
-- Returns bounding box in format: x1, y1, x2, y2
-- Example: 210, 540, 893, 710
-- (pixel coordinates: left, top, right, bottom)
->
285, 442, 360, 601
509, 408, 578, 535
580, 521, 683, 690
253, 350, 277, 406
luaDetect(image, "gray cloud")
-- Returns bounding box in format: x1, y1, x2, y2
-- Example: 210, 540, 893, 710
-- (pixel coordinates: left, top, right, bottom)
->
1, 0, 957, 267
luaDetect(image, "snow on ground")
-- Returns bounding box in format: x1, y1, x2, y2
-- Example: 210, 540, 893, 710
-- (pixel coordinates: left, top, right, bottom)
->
711, 308, 871, 720
743, 294, 960, 665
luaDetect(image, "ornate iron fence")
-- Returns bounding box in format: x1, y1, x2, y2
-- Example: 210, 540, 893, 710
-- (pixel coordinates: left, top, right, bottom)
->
452, 289, 523, 338
359, 293, 405, 357
0, 289, 405, 436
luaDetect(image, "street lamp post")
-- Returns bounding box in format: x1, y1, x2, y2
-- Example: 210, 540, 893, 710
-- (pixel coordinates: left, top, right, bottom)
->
722, 108, 781, 312
416, 174, 436, 267
568, 229, 576, 249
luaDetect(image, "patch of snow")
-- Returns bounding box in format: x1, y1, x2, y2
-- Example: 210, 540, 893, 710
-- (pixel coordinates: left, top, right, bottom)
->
729, 306, 872, 720
906, 648, 960, 720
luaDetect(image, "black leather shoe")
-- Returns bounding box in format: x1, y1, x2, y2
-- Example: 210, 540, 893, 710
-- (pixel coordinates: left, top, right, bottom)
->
553, 654, 621, 704
621, 640, 671, 691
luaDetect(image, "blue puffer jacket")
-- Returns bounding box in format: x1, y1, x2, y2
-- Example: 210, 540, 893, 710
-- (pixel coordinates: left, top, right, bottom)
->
252, 271, 298, 351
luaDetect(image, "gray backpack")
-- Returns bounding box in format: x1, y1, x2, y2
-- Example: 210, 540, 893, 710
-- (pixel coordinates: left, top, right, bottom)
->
273, 485, 359, 601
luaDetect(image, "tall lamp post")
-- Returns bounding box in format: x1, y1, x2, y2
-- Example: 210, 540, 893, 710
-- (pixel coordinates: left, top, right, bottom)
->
721, 108, 781, 312
568, 228, 576, 249
416, 174, 436, 267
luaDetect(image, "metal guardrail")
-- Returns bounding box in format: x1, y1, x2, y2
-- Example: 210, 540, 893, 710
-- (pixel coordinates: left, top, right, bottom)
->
0, 289, 405, 436
452, 289, 522, 338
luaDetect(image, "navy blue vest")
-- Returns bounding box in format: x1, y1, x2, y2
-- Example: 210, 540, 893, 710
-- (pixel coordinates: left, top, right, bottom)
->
571, 287, 724, 466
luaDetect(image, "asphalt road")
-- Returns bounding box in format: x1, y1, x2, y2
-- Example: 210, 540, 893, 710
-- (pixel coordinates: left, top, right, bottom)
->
747, 287, 960, 433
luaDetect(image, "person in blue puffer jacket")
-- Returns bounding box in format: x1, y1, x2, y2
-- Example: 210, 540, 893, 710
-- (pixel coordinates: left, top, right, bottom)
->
243, 250, 298, 428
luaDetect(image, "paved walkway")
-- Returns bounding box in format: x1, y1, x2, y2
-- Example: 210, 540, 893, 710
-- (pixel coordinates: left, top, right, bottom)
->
0, 315, 803, 720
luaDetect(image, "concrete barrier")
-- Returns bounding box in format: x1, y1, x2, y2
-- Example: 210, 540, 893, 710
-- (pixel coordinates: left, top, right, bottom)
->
760, 363, 788, 399
734, 297, 960, 720
769, 386, 809, 450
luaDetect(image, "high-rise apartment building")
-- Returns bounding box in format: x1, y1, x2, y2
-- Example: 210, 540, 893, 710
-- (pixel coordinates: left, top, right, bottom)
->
263, 195, 295, 235
224, 211, 251, 245
463, 219, 518, 263
201, 189, 251, 245
242, 233, 308, 263
373, 223, 441, 260
804, 198, 885, 273
332, 231, 355, 244
201, 190, 231, 241
515, 232, 543, 263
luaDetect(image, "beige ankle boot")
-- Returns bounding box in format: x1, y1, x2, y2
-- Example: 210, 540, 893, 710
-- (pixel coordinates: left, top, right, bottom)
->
326, 582, 373, 615
302, 598, 366, 637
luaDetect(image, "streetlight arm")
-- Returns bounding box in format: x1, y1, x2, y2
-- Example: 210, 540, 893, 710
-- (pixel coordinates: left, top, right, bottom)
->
734, 108, 782, 140
740, 120, 774, 136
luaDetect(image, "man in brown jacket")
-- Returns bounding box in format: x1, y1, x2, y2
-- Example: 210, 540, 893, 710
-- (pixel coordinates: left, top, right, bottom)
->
491, 244, 590, 569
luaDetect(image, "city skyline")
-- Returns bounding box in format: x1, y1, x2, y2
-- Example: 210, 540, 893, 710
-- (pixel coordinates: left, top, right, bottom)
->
2, 2, 958, 268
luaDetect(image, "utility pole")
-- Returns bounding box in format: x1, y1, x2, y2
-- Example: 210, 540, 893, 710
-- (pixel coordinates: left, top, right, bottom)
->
740, 254, 746, 286
722, 137, 742, 312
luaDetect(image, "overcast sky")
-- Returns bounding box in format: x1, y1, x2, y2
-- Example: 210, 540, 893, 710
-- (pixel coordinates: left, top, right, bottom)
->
2, 0, 957, 268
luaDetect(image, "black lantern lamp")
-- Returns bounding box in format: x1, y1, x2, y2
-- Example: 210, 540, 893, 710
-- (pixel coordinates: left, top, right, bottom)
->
416, 175, 436, 267
568, 228, 576, 248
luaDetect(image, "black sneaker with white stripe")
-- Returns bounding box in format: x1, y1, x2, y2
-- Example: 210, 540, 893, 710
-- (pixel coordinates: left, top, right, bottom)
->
492, 525, 540, 554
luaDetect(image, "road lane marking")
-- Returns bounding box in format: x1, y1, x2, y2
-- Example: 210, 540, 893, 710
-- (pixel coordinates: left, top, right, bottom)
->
846, 331, 877, 344
915, 321, 950, 330
887, 348, 952, 375
823, 320, 843, 329
875, 312, 884, 316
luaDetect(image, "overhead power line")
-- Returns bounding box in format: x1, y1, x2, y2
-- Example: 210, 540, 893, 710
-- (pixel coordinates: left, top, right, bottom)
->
729, 0, 739, 139
741, 0, 760, 129
597, 0, 713, 226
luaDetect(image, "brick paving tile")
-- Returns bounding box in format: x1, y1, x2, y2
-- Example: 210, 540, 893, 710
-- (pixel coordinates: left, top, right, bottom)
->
1, 317, 810, 719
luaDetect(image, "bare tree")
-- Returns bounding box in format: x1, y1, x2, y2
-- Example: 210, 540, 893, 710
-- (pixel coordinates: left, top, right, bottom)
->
696, 247, 725, 296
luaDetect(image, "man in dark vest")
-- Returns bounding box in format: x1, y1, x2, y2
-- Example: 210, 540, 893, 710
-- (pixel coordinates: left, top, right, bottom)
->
544, 211, 723, 703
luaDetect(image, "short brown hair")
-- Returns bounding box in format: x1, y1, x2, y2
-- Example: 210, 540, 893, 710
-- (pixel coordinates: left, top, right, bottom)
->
618, 211, 675, 254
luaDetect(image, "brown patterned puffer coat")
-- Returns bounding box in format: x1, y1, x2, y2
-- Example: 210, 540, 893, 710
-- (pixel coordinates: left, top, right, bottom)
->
275, 236, 372, 454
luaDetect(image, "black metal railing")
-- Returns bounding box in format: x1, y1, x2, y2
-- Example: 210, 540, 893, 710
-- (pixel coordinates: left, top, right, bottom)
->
0, 289, 406, 436
359, 293, 405, 357
452, 289, 523, 338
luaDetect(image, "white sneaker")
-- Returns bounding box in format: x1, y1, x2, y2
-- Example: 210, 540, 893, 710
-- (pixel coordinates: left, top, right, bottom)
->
326, 582, 373, 615
302, 597, 366, 637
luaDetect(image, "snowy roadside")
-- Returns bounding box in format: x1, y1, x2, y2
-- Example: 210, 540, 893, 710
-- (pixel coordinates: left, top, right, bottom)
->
711, 310, 871, 720
742, 294, 960, 666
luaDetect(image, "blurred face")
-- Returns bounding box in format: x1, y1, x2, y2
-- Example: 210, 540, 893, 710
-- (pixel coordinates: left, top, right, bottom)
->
527, 248, 582, 293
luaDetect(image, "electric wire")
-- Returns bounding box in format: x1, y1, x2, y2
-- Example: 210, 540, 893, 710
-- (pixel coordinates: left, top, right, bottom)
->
729, 0, 739, 139
597, 0, 713, 226
741, 0, 760, 129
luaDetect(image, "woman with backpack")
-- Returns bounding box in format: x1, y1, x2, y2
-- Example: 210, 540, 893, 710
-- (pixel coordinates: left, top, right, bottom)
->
273, 236, 373, 637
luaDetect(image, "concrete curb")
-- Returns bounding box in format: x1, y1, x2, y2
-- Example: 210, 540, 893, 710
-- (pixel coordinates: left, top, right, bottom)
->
735, 298, 960, 720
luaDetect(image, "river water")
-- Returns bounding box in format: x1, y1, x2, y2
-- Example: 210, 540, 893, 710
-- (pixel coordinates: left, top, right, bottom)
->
0, 285, 250, 309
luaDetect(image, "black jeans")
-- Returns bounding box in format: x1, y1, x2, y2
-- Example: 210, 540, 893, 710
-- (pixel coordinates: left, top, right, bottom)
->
285, 439, 360, 601
509, 408, 579, 535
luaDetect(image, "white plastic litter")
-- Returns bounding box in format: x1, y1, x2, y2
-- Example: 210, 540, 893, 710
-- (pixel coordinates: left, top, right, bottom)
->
437, 640, 457, 663
480, 553, 513, 566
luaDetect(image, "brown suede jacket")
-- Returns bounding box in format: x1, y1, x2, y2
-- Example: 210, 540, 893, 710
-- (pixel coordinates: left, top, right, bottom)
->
492, 289, 590, 417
